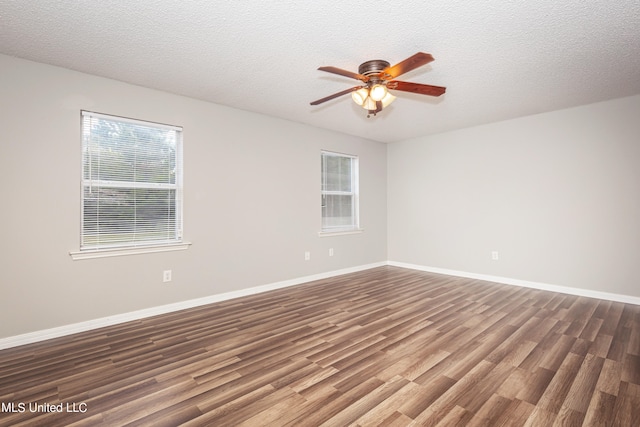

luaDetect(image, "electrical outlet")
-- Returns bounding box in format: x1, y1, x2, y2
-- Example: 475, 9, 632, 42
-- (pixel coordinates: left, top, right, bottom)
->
163, 270, 172, 282
491, 251, 499, 261
329, 248, 334, 257
304, 251, 310, 261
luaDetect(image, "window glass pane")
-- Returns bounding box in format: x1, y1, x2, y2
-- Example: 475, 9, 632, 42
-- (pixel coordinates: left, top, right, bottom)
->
83, 187, 177, 247
322, 194, 355, 229
81, 111, 182, 250
322, 154, 352, 192
321, 151, 358, 232
83, 117, 177, 184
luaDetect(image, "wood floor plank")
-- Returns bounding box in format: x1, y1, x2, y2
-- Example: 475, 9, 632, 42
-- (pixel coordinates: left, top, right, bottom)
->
377, 411, 414, 427
410, 360, 497, 425
581, 390, 617, 427
348, 380, 419, 426
610, 381, 640, 426
318, 376, 409, 427
397, 376, 456, 419
515, 366, 556, 405
1, 266, 639, 426
534, 352, 585, 414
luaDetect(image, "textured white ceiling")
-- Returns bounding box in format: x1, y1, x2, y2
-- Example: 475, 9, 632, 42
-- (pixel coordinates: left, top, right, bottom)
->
1, 1, 639, 143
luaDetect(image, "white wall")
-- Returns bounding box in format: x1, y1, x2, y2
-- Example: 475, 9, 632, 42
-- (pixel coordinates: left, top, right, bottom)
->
3, 51, 638, 342
0, 54, 387, 339
388, 94, 640, 298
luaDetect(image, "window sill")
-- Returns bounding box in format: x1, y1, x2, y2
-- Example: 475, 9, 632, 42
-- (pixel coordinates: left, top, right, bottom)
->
70, 242, 192, 260
318, 229, 364, 237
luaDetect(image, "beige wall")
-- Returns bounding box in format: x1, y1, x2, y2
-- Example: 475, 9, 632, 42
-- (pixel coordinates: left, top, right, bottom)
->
0, 54, 387, 338
388, 94, 640, 297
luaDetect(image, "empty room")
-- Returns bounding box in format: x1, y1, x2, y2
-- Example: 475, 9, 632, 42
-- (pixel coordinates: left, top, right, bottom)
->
1, 1, 639, 426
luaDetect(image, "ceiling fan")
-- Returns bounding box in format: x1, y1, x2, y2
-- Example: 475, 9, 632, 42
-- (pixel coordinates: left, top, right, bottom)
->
310, 52, 446, 117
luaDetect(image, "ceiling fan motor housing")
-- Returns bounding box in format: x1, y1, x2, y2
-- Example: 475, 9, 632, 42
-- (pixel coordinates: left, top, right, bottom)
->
358, 60, 390, 84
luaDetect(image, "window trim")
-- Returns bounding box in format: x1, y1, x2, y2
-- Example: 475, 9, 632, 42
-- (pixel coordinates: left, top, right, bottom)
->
70, 242, 191, 260
73, 111, 187, 258
320, 150, 361, 234
317, 229, 363, 238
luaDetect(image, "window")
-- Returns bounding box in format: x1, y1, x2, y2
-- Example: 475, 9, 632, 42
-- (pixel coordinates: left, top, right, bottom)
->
321, 151, 359, 233
79, 111, 183, 253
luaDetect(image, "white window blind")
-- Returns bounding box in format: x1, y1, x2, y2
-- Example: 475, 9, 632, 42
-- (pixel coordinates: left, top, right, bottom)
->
321, 151, 359, 232
81, 111, 183, 251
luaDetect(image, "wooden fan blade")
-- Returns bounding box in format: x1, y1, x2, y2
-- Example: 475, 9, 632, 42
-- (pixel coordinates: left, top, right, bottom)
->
381, 52, 434, 80
386, 80, 446, 97
310, 86, 363, 105
318, 66, 370, 82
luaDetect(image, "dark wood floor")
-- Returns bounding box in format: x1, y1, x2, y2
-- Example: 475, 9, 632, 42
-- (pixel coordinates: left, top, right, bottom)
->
1, 266, 639, 426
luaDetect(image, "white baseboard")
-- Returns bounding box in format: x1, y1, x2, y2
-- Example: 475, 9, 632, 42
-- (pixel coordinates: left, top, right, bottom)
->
0, 261, 387, 351
387, 261, 640, 306
3, 260, 637, 351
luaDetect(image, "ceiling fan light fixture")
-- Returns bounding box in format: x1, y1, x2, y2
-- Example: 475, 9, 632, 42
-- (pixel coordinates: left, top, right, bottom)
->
369, 84, 387, 102
311, 52, 445, 116
362, 96, 377, 111
380, 92, 396, 108
351, 87, 369, 106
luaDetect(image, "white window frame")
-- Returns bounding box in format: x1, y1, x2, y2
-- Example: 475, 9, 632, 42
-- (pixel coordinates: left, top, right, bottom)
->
70, 111, 189, 260
320, 150, 362, 235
